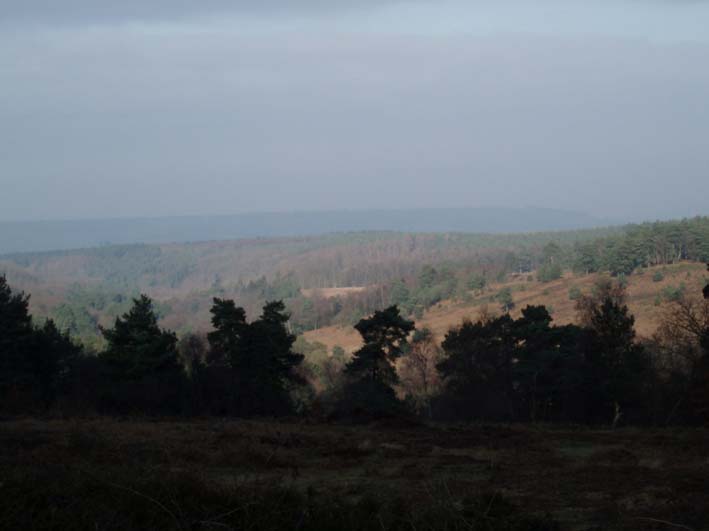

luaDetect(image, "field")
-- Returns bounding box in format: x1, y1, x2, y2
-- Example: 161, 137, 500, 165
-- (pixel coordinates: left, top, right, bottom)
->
304, 262, 709, 353
2, 418, 707, 530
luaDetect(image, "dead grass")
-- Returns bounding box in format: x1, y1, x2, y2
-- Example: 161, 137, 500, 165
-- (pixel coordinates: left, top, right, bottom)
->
304, 263, 709, 352
0, 419, 707, 530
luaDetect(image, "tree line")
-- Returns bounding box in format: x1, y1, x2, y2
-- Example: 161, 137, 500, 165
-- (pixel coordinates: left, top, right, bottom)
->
2, 268, 708, 425
6, 216, 709, 346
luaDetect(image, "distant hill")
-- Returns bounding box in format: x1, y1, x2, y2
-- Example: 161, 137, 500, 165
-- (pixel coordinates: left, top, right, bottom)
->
0, 207, 608, 254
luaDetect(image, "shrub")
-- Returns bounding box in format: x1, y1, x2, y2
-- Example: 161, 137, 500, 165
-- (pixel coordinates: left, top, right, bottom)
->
568, 286, 582, 301
496, 288, 514, 312
0, 466, 561, 531
468, 273, 486, 291
662, 283, 686, 303
537, 263, 563, 283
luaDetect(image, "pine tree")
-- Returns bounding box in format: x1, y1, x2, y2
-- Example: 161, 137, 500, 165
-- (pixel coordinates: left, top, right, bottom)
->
240, 301, 304, 390
584, 298, 647, 424
346, 305, 415, 386
437, 314, 516, 419
206, 299, 304, 415
1, 276, 82, 410
29, 319, 82, 408
340, 305, 414, 417
100, 295, 179, 380
512, 306, 585, 422
0, 275, 33, 391
206, 298, 247, 367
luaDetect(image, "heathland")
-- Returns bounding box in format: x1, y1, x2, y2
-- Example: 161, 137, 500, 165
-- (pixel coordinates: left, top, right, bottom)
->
2, 215, 709, 530
2, 216, 708, 352
3, 418, 708, 530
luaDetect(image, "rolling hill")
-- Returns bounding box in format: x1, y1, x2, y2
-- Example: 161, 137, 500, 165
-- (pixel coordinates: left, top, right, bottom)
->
1, 215, 707, 349
304, 262, 709, 352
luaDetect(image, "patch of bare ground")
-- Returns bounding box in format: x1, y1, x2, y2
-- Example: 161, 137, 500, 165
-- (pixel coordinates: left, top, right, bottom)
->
301, 287, 367, 299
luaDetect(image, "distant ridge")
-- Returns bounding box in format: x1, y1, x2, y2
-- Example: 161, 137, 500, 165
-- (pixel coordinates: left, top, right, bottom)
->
0, 207, 608, 254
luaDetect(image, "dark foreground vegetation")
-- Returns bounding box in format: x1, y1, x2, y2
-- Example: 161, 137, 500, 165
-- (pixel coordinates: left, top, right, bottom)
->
1, 418, 707, 530
1, 251, 708, 530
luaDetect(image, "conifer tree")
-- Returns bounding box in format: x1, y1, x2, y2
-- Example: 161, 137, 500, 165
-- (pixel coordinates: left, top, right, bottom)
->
584, 298, 647, 424
100, 295, 179, 380
338, 305, 415, 416
240, 301, 304, 390
30, 319, 82, 408
1, 276, 81, 410
207, 298, 247, 367
346, 305, 415, 386
0, 275, 33, 391
206, 299, 304, 415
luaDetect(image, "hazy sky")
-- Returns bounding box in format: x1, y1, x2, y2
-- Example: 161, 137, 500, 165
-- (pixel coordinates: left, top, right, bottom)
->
2, 1, 708, 222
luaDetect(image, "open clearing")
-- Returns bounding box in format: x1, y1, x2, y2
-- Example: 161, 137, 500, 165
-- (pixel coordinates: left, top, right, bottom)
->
305, 262, 708, 353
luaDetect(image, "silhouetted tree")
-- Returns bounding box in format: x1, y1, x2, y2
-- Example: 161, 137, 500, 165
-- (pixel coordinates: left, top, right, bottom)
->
0, 276, 82, 411
582, 298, 648, 425
340, 305, 414, 417
29, 319, 82, 409
436, 314, 516, 420
242, 301, 305, 389
0, 275, 34, 403
513, 306, 585, 422
100, 295, 180, 380
346, 306, 414, 385
206, 298, 247, 367
205, 299, 304, 416
97, 295, 188, 414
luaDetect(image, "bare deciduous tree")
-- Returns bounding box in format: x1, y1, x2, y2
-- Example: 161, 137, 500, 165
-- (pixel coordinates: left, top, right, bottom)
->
398, 328, 443, 416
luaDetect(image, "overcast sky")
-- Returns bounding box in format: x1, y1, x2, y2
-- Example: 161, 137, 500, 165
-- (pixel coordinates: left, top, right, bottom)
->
2, 1, 708, 222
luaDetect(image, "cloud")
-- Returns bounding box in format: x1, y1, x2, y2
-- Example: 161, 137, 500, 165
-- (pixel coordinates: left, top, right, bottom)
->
1, 24, 708, 221
0, 0, 415, 26
2, 1, 709, 222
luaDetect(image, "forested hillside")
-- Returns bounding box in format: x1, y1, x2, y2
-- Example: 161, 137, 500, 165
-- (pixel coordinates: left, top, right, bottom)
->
1, 216, 708, 347
0, 207, 606, 254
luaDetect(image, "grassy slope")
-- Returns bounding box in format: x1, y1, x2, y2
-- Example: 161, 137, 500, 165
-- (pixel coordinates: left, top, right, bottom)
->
304, 262, 708, 352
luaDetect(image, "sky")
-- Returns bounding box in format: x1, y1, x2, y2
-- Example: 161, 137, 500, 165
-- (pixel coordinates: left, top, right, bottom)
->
1, 1, 708, 222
